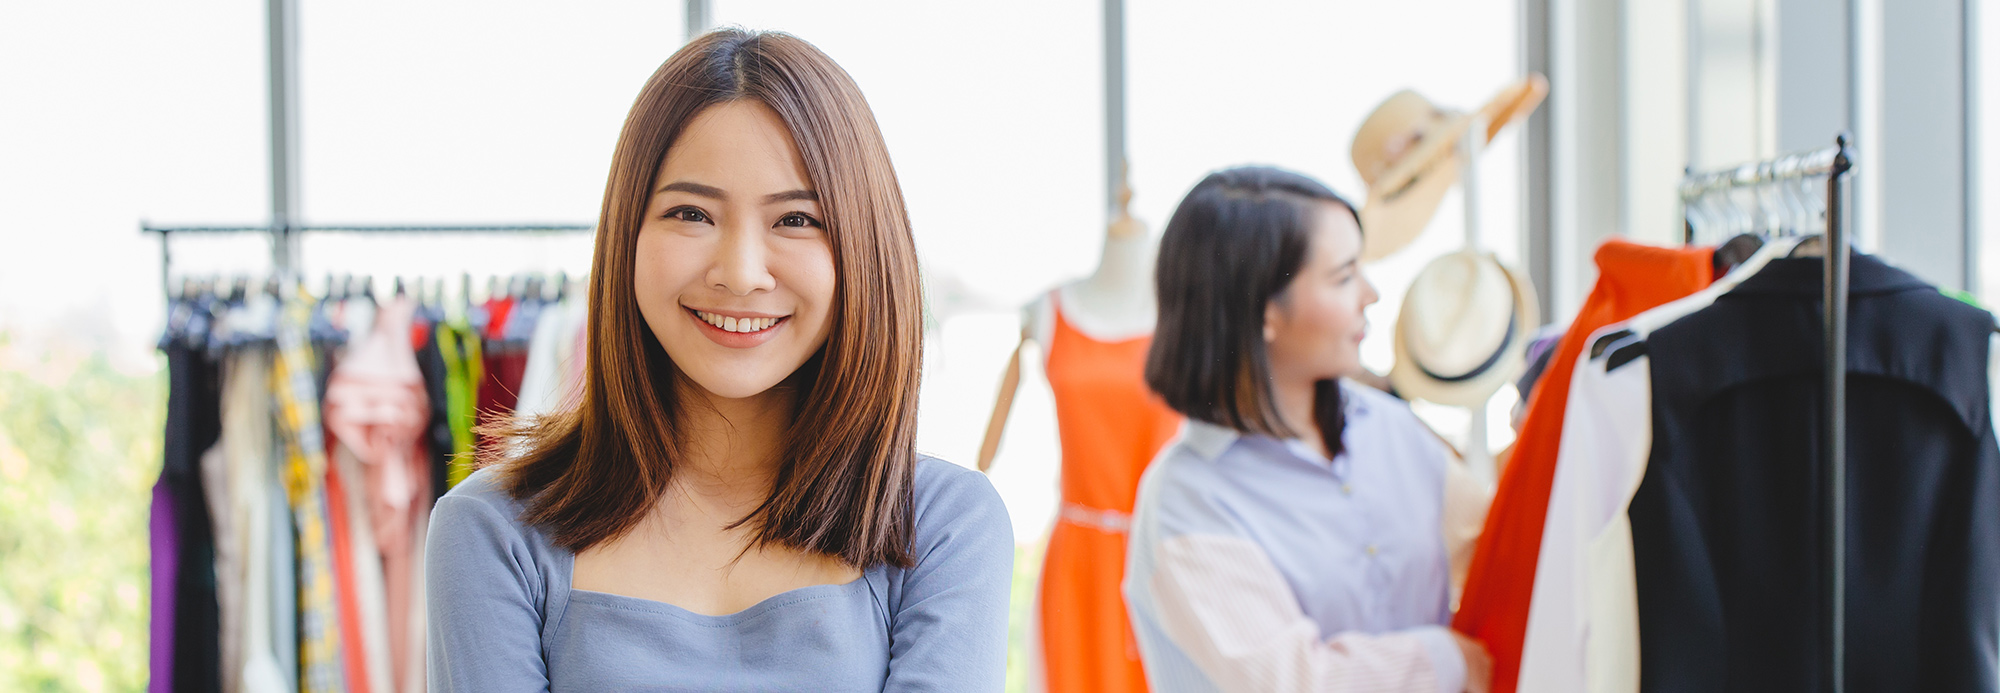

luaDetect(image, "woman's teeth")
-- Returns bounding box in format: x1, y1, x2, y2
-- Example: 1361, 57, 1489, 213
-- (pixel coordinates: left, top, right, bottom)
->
694, 310, 781, 333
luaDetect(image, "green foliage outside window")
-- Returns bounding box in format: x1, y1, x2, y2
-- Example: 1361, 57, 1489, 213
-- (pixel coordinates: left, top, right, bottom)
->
0, 335, 160, 692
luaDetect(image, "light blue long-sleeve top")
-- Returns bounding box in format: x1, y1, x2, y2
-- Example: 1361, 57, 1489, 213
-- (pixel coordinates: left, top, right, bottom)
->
1123, 380, 1465, 692
426, 456, 1013, 692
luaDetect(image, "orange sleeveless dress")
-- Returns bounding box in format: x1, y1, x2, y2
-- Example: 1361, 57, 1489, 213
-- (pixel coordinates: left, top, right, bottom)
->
1038, 294, 1183, 693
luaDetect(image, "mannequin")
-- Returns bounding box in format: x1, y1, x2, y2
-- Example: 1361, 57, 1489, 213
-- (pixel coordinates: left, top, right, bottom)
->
981, 169, 1183, 693
978, 177, 1157, 471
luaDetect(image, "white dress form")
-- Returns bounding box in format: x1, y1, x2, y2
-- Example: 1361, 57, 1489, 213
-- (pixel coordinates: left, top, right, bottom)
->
980, 184, 1157, 473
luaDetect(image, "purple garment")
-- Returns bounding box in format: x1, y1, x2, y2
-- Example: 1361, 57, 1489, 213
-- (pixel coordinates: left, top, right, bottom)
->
150, 479, 180, 693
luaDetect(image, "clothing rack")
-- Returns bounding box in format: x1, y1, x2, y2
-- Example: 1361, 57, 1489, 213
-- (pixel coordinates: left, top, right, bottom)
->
142, 222, 596, 299
1678, 133, 1854, 692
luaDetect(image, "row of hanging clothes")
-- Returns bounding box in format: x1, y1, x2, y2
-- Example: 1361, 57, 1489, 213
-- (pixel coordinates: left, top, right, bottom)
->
150, 271, 588, 693
1452, 143, 2000, 692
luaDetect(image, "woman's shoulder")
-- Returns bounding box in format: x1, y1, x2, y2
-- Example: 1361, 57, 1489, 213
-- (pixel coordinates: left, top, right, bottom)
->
904, 456, 1013, 565
432, 466, 558, 554
1342, 379, 1443, 444
910, 456, 1010, 534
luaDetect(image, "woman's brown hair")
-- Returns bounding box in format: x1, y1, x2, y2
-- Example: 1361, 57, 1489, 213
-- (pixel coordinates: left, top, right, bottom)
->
483, 29, 924, 569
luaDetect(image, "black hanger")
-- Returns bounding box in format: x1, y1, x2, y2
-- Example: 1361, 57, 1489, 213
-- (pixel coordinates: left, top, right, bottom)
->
1591, 329, 1636, 359
1607, 340, 1649, 372
1713, 233, 1765, 278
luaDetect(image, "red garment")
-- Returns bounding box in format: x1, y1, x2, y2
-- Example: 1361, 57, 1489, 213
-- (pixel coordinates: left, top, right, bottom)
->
1453, 239, 1713, 692
482, 297, 515, 341
475, 296, 524, 451
324, 444, 374, 693
476, 350, 527, 437
1038, 295, 1182, 693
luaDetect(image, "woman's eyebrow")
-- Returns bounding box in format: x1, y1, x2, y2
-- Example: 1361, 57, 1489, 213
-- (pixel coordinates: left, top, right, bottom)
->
655, 182, 816, 205
762, 189, 818, 204
658, 180, 726, 198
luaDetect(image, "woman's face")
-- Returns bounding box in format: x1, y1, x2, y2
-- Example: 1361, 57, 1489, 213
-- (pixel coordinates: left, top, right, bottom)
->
634, 100, 837, 401
1263, 202, 1379, 385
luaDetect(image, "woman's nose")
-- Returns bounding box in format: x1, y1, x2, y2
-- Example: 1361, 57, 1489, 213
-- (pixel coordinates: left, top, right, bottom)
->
709, 226, 777, 296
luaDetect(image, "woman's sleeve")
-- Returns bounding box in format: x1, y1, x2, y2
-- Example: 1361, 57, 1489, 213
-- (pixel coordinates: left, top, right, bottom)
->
425, 494, 552, 693
885, 465, 1016, 692
1150, 534, 1466, 693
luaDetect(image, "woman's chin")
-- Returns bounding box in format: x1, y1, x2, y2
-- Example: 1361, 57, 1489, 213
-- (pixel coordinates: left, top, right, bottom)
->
677, 369, 795, 402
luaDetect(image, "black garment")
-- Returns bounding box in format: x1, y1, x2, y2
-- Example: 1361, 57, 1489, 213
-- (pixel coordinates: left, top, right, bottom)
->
413, 316, 453, 505
161, 302, 225, 693
1632, 254, 2000, 692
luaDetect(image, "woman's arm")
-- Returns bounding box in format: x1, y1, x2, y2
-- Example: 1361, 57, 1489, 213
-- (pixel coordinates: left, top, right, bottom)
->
1150, 534, 1470, 693
885, 462, 1015, 691
425, 493, 552, 693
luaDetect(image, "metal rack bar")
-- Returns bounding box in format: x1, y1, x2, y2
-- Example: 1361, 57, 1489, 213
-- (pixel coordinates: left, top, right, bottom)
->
144, 223, 595, 235
1822, 134, 1853, 693
1678, 144, 1841, 202
146, 223, 596, 300
1679, 132, 1853, 691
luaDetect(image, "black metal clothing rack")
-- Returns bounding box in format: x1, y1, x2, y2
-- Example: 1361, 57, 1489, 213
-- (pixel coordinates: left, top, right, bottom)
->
143, 222, 596, 299
1678, 133, 1855, 692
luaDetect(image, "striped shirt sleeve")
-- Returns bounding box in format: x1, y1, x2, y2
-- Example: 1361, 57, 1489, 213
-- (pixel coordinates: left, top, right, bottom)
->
1149, 534, 1465, 693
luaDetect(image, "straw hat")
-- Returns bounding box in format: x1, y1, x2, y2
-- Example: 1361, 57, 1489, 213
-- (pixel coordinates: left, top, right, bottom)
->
1351, 74, 1549, 261
1390, 250, 1539, 407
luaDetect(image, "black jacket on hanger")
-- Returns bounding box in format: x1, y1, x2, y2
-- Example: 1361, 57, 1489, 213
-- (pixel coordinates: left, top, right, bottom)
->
1631, 253, 2000, 692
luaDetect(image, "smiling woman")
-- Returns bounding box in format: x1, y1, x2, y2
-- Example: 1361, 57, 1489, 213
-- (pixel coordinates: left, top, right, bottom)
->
423, 29, 1013, 692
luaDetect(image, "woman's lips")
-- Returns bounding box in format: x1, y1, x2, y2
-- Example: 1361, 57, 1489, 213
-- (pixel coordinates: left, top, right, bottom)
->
685, 307, 789, 348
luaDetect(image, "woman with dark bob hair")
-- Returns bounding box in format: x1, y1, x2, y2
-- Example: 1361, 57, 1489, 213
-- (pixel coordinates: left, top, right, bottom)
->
425, 30, 1012, 691
1123, 166, 1491, 693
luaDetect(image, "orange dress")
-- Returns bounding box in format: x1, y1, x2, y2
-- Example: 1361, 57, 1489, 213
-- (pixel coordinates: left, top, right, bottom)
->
1038, 293, 1183, 693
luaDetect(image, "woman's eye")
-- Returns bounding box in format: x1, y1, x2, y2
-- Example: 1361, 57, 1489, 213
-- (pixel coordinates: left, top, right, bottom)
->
665, 207, 710, 224
776, 212, 822, 229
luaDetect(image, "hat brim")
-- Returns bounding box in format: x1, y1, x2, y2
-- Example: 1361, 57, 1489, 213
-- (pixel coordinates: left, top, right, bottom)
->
1390, 254, 1541, 408
1360, 130, 1465, 262
1359, 75, 1549, 262
1478, 73, 1549, 143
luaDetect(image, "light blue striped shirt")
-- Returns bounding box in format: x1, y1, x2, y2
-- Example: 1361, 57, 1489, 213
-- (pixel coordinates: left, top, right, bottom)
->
1123, 380, 1465, 692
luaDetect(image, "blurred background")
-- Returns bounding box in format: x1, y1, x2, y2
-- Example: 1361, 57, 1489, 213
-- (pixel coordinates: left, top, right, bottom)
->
1, 0, 1994, 690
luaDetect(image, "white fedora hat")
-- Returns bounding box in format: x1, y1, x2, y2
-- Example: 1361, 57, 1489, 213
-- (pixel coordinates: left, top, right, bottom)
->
1390, 250, 1540, 407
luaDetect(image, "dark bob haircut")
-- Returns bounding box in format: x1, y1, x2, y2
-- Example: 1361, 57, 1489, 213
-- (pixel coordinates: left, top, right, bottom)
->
1144, 165, 1362, 459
